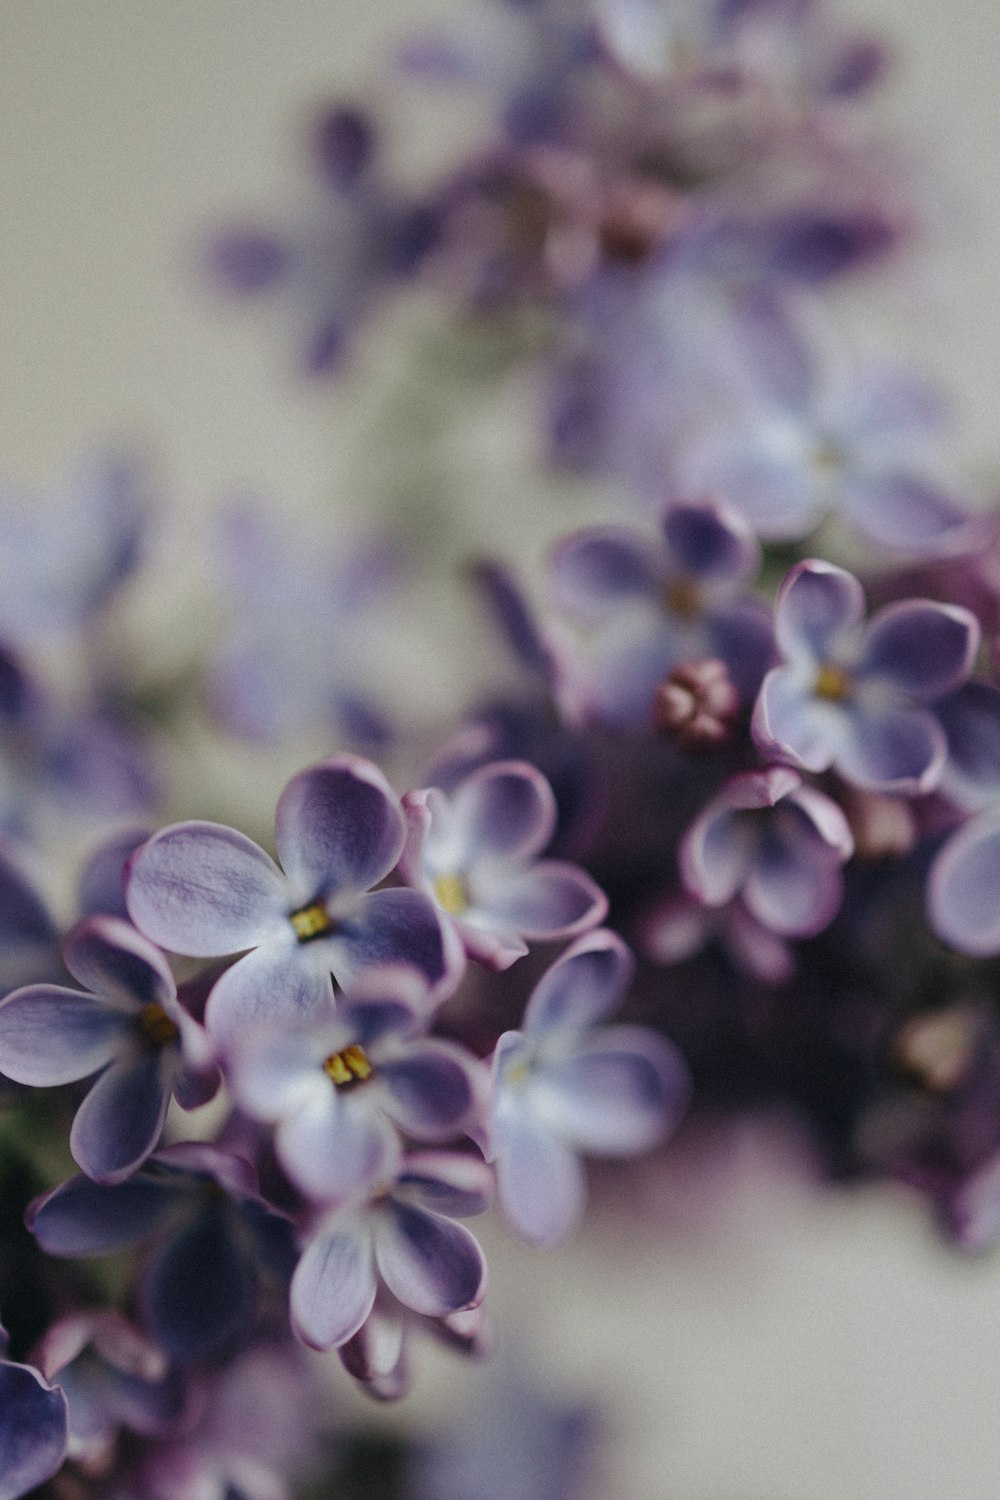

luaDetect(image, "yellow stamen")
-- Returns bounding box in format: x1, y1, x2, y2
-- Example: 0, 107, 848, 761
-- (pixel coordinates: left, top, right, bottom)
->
814, 663, 851, 702
323, 1044, 374, 1087
289, 902, 333, 942
140, 1003, 179, 1048
434, 872, 469, 916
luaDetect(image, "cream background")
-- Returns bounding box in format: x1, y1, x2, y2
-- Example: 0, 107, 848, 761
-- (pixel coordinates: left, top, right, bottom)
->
3, 3, 1000, 1497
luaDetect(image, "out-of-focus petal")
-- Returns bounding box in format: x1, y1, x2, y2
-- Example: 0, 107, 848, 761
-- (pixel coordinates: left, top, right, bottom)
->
546, 528, 659, 623
492, 1106, 587, 1248
472, 861, 607, 943
62, 916, 175, 1009
859, 600, 978, 701
0, 1360, 67, 1500
274, 757, 405, 902
928, 815, 1000, 956
841, 472, 976, 554
663, 499, 760, 584
142, 1205, 257, 1363
522, 930, 634, 1035
537, 1027, 689, 1155
28, 1173, 182, 1256
127, 823, 288, 956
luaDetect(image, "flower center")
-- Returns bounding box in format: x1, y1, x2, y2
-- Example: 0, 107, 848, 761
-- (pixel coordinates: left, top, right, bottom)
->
289, 901, 334, 942
323, 1044, 374, 1088
663, 577, 701, 619
433, 872, 469, 916
813, 663, 851, 702
139, 1003, 179, 1048
812, 439, 843, 478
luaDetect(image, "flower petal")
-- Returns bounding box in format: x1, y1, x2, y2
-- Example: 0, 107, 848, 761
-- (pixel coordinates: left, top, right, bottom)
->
127, 823, 288, 956
291, 1219, 376, 1350
743, 812, 846, 937
492, 1106, 586, 1248
204, 940, 335, 1051
379, 1042, 476, 1139
860, 600, 978, 701
0, 987, 129, 1086
837, 702, 946, 794
450, 761, 557, 865
0, 1361, 67, 1500
62, 916, 176, 1011
276, 1089, 401, 1204
752, 665, 846, 773
841, 471, 975, 553
375, 1202, 486, 1316
536, 1026, 689, 1155
70, 1053, 170, 1184
274, 756, 404, 901
397, 1151, 493, 1218
28, 1173, 182, 1256
928, 815, 1000, 956
680, 805, 754, 908
662, 499, 759, 584
522, 929, 635, 1035
546, 527, 659, 624
773, 559, 865, 664
329, 887, 461, 997
142, 1203, 257, 1363
471, 861, 608, 944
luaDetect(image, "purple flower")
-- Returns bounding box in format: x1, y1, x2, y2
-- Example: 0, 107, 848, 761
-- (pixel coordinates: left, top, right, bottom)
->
927, 812, 1000, 957
400, 760, 607, 970
126, 756, 463, 1049
680, 765, 854, 937
544, 498, 773, 727
33, 1312, 182, 1469
28, 1144, 296, 1364
753, 560, 979, 793
677, 303, 975, 548
484, 930, 690, 1247
641, 887, 796, 984
226, 967, 480, 1203
290, 1151, 490, 1353
0, 917, 217, 1184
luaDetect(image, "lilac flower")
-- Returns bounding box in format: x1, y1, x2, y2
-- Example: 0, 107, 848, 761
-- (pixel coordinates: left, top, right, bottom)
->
641, 887, 796, 984
677, 302, 975, 547
28, 1144, 296, 1364
126, 756, 463, 1049
399, 760, 607, 970
33, 1312, 182, 1469
290, 1151, 490, 1352
206, 502, 400, 748
0, 1327, 67, 1500
209, 105, 439, 376
226, 967, 480, 1203
0, 917, 217, 1184
753, 560, 979, 794
483, 929, 690, 1247
680, 765, 854, 937
544, 498, 773, 727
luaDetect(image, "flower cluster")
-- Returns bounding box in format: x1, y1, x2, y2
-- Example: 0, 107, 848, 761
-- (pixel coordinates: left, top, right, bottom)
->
3, 0, 1000, 1494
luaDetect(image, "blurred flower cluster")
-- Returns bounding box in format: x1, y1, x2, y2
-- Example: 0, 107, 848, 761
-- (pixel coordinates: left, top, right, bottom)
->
3, 0, 999, 1495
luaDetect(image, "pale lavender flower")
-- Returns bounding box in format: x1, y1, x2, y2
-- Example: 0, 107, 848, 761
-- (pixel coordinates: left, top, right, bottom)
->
0, 917, 217, 1184
483, 929, 690, 1247
226, 967, 480, 1203
680, 765, 854, 937
126, 756, 464, 1049
544, 497, 773, 727
340, 1286, 491, 1401
753, 560, 979, 793
400, 760, 607, 970
33, 1312, 182, 1470
290, 1151, 490, 1353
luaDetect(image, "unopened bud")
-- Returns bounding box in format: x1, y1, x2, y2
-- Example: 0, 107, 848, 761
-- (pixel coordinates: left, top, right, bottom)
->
653, 658, 739, 747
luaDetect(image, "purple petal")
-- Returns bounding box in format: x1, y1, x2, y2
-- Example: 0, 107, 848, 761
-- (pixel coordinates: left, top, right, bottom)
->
126, 823, 288, 957
77, 826, 151, 920
274, 757, 405, 902
706, 595, 777, 699
397, 1151, 493, 1218
0, 1361, 67, 1500
276, 1090, 401, 1204
28, 1173, 182, 1256
209, 228, 290, 293
680, 805, 754, 908
743, 811, 847, 936
662, 499, 759, 584
536, 1027, 689, 1155
450, 761, 557, 865
752, 666, 846, 772
142, 1204, 257, 1363
291, 1219, 377, 1350
70, 1053, 171, 1184
773, 560, 865, 664
841, 472, 975, 553
937, 682, 1000, 808
523, 930, 635, 1034
375, 1202, 486, 1316
339, 1292, 407, 1393
679, 423, 824, 540
859, 600, 978, 701
62, 916, 175, 1009
838, 702, 946, 794
329, 887, 461, 997
0, 987, 129, 1086
379, 1042, 475, 1139
471, 861, 608, 944
204, 940, 335, 1051
492, 1106, 587, 1248
546, 528, 659, 623
928, 816, 1000, 956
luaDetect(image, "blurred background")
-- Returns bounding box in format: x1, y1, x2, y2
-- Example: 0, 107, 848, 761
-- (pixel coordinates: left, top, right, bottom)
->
3, 2, 1000, 1495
